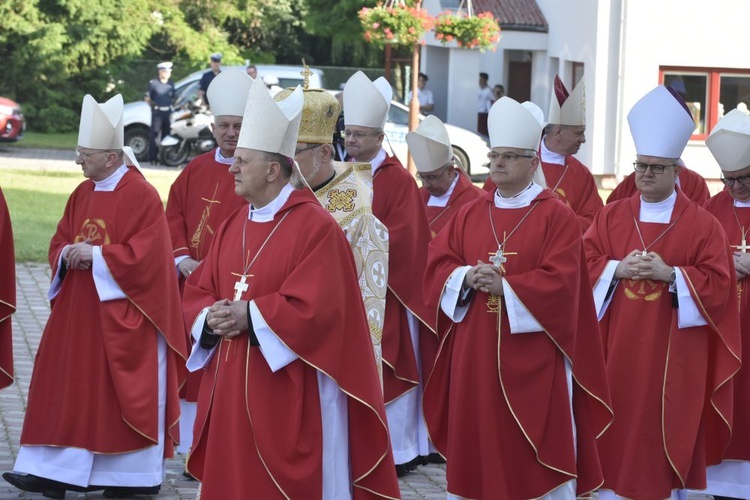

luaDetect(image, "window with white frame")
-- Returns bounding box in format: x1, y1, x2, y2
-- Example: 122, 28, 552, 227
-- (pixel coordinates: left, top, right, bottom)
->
661, 67, 750, 140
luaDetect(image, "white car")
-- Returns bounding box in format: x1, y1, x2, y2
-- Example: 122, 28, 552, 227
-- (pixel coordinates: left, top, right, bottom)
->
383, 101, 489, 176
122, 65, 324, 162
123, 65, 489, 175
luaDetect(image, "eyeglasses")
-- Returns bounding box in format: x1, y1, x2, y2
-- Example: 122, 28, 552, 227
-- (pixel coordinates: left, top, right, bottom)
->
632, 162, 677, 174
341, 130, 381, 140
486, 152, 535, 163
416, 167, 451, 183
721, 175, 750, 187
75, 148, 111, 160
294, 144, 321, 156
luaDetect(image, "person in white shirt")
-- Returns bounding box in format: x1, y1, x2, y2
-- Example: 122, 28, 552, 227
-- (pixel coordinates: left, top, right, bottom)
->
406, 73, 434, 114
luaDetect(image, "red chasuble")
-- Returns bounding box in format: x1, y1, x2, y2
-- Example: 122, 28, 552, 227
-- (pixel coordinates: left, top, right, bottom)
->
424, 189, 612, 499
704, 190, 750, 463
165, 149, 246, 401
584, 191, 740, 499
20, 167, 188, 456
183, 188, 399, 500
0, 186, 14, 389
606, 166, 710, 205
420, 171, 484, 237
373, 154, 436, 401
483, 156, 603, 232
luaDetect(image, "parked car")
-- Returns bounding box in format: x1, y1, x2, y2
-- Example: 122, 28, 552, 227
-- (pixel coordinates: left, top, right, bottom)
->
123, 65, 324, 162
384, 101, 489, 176
0, 97, 26, 142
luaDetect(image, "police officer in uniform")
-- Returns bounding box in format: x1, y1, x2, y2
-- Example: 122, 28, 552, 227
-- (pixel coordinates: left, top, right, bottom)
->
145, 61, 175, 165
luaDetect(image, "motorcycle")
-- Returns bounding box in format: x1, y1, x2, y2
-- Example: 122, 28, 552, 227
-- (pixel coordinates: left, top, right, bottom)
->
159, 100, 216, 167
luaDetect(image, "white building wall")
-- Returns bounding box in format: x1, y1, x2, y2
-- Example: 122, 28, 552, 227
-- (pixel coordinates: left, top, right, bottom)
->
617, 0, 750, 179
421, 0, 750, 181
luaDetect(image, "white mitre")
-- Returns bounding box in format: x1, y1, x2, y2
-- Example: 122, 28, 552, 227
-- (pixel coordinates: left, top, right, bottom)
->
237, 78, 303, 159
489, 97, 542, 151
706, 109, 750, 172
405, 115, 453, 173
207, 70, 253, 117
78, 94, 124, 150
343, 71, 392, 129
628, 85, 694, 159
548, 75, 585, 127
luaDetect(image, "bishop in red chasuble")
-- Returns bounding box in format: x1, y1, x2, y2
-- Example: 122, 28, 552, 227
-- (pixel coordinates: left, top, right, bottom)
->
697, 109, 750, 498
183, 80, 398, 499
424, 97, 612, 499
6, 94, 187, 498
584, 86, 740, 500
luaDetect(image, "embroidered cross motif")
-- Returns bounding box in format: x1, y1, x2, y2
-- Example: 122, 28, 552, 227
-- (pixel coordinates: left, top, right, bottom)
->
326, 189, 357, 213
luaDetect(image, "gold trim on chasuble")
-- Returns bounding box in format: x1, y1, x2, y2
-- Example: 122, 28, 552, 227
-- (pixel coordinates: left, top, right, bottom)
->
314, 162, 388, 384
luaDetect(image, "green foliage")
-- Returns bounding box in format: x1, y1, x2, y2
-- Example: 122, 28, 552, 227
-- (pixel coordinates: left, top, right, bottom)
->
303, 0, 385, 66
0, 0, 308, 134
31, 104, 79, 134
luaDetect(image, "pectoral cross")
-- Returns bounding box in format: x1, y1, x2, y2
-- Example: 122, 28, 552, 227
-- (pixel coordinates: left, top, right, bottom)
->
488, 233, 517, 271
734, 237, 750, 253
489, 246, 509, 267
734, 231, 750, 253
231, 272, 253, 301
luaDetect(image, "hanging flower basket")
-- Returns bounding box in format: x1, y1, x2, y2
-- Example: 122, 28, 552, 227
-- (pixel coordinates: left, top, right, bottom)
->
359, 3, 434, 49
433, 11, 501, 51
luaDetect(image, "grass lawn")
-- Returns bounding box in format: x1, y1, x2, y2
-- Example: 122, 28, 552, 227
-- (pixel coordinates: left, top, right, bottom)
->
5, 168, 179, 262
15, 131, 78, 150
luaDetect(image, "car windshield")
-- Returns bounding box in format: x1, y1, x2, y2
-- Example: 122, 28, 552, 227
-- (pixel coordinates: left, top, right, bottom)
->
173, 80, 201, 108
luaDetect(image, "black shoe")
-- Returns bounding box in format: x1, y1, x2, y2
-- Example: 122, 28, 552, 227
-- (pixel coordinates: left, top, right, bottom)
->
103, 484, 161, 498
1, 472, 100, 499
425, 452, 446, 464
182, 470, 196, 481
395, 456, 421, 477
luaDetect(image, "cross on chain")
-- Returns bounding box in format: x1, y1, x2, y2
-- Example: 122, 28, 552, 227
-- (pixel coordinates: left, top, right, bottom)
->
488, 232, 517, 271
734, 234, 750, 254
231, 272, 254, 301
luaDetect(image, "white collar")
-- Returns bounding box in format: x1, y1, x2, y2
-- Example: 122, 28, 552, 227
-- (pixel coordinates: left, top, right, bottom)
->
214, 148, 234, 165
427, 173, 460, 207
493, 182, 542, 208
248, 183, 294, 222
735, 198, 750, 208
639, 190, 676, 223
540, 135, 566, 166
367, 148, 388, 173
93, 164, 128, 192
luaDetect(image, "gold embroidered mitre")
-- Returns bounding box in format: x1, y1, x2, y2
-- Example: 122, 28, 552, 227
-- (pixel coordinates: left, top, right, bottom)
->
275, 84, 340, 145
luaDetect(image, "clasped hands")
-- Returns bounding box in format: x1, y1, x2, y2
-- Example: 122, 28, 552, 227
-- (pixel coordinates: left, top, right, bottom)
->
463, 260, 504, 296
734, 252, 750, 281
614, 250, 672, 282
206, 299, 249, 339
63, 241, 94, 270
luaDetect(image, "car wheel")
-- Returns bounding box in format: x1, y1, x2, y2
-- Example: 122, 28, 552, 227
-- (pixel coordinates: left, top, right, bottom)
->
454, 147, 471, 174
124, 127, 151, 161
160, 144, 190, 167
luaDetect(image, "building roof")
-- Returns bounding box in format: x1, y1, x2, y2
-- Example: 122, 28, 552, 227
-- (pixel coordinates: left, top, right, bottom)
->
474, 0, 548, 32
